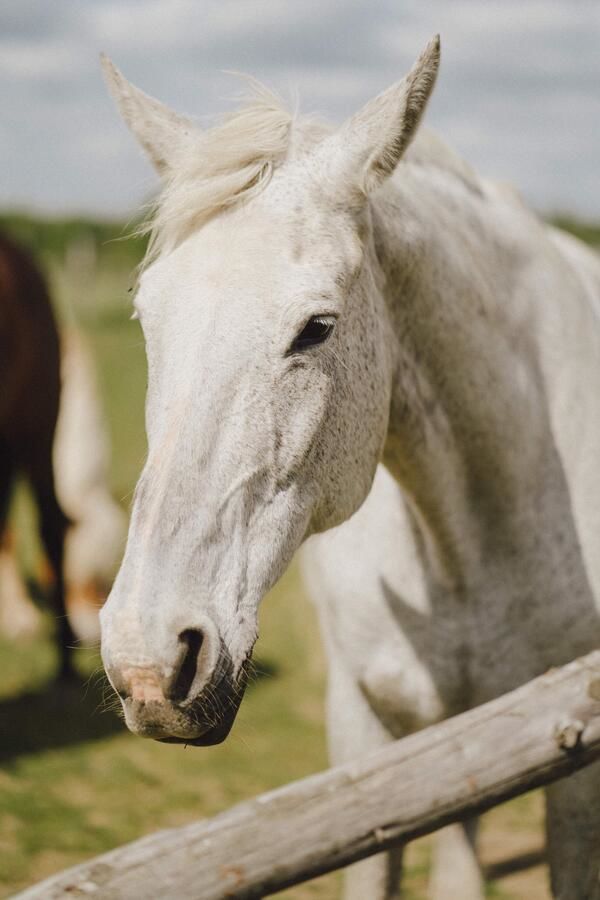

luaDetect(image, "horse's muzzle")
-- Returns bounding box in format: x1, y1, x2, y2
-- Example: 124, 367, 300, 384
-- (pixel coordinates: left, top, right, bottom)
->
103, 623, 249, 745
116, 663, 248, 745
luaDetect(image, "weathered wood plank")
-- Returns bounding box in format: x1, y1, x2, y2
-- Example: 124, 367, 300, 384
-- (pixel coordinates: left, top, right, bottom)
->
15, 650, 600, 899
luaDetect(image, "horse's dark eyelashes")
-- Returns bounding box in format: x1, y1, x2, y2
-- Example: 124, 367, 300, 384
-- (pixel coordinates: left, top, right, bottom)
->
288, 315, 336, 355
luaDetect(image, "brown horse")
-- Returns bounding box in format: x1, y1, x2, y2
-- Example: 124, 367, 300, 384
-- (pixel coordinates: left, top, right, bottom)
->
0, 230, 76, 678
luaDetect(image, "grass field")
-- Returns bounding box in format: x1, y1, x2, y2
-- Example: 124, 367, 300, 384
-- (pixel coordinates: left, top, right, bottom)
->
0, 217, 570, 898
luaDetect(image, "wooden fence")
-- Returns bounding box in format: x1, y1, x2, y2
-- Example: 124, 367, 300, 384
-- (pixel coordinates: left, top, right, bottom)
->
15, 649, 600, 899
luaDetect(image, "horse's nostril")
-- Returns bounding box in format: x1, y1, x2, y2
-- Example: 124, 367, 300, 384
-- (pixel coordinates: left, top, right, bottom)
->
167, 628, 204, 701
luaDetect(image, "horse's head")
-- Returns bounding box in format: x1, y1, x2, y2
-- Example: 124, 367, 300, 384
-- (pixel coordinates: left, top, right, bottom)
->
100, 38, 439, 745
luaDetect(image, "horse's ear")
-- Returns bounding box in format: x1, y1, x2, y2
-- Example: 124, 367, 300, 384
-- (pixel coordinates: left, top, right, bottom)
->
100, 54, 199, 177
326, 36, 440, 197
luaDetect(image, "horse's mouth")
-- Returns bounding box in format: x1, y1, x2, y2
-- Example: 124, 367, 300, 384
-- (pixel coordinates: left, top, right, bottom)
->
122, 673, 248, 747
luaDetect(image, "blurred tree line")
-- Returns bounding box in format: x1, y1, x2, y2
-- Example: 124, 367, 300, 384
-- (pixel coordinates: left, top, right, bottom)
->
0, 211, 148, 269
550, 216, 600, 248
0, 211, 597, 270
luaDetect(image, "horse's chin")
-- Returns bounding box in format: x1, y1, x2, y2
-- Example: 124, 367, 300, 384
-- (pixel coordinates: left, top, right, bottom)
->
157, 717, 236, 746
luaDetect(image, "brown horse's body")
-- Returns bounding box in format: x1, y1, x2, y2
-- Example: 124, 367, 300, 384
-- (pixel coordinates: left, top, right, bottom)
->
0, 231, 75, 677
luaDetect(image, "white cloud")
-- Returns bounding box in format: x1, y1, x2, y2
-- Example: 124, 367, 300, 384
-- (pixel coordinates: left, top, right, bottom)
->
0, 39, 84, 78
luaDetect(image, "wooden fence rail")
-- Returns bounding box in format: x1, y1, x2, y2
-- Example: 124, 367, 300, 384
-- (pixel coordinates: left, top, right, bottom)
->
15, 650, 600, 899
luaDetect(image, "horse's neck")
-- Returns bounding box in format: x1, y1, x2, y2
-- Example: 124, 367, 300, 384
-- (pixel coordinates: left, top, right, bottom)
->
362, 156, 600, 669
370, 173, 559, 589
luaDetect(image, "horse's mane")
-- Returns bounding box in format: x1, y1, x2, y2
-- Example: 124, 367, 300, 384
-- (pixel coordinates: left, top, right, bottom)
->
405, 129, 482, 197
141, 82, 296, 267
140, 81, 483, 270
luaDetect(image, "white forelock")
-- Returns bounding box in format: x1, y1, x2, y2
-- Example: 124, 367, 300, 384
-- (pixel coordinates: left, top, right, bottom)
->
141, 82, 295, 266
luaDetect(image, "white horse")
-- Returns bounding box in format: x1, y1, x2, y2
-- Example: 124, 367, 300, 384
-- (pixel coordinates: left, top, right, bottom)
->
0, 330, 127, 646
100, 37, 600, 899
53, 329, 128, 643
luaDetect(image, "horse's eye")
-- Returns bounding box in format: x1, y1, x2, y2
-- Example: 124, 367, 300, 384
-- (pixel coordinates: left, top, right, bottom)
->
289, 315, 336, 353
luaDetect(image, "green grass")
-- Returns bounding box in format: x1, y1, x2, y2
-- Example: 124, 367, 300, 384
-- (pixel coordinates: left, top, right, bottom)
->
0, 563, 340, 897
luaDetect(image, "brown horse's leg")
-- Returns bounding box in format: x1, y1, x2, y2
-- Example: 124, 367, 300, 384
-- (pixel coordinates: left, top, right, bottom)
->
23, 439, 77, 679
0, 439, 14, 529
0, 438, 41, 638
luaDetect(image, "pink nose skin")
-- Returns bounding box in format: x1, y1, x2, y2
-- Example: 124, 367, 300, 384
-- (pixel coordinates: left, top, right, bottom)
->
122, 667, 166, 703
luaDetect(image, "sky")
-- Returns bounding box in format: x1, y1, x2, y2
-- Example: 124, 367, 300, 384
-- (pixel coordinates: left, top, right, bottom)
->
1, 0, 599, 219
